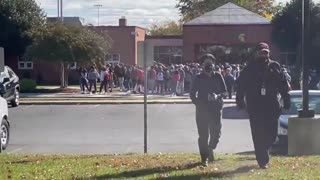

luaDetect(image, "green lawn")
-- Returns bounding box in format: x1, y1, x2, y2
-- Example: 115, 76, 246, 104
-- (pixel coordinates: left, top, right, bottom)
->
0, 153, 319, 180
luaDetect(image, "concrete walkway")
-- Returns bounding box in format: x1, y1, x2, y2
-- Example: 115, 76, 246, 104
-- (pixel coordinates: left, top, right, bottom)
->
20, 92, 236, 105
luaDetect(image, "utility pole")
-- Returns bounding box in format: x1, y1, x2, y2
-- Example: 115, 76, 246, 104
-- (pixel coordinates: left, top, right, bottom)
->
299, 0, 314, 118
57, 0, 60, 19
57, 0, 63, 22
94, 4, 102, 26
143, 42, 148, 154
60, 0, 63, 22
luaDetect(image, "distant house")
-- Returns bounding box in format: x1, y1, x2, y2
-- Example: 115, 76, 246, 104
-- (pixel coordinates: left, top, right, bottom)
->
92, 17, 146, 66
183, 2, 280, 63
46, 17, 84, 26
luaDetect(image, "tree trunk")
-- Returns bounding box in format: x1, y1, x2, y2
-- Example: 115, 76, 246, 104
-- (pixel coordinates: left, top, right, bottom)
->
64, 63, 69, 88
60, 61, 66, 88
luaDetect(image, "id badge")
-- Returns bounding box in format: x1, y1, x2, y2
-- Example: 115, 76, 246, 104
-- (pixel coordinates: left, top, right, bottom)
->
261, 88, 266, 96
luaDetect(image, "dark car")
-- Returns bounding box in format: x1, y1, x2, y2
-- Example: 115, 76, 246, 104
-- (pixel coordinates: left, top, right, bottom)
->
275, 90, 320, 146
0, 66, 20, 107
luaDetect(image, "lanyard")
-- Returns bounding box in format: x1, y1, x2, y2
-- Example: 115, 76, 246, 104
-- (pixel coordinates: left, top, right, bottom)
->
262, 61, 271, 88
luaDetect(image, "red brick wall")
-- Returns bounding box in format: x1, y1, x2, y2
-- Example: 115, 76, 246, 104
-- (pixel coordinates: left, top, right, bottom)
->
95, 26, 138, 65
183, 24, 280, 62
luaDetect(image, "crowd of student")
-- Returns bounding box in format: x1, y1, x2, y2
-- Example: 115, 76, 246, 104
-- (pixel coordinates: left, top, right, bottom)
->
77, 62, 244, 97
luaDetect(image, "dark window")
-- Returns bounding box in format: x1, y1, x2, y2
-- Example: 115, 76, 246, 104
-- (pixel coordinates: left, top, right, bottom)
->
153, 46, 183, 65
27, 62, 32, 68
19, 62, 25, 68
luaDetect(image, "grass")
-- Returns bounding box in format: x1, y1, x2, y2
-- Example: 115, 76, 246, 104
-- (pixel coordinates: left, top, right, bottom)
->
0, 153, 319, 180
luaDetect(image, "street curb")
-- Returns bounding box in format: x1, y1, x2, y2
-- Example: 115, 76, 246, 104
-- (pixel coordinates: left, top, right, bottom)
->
19, 101, 236, 105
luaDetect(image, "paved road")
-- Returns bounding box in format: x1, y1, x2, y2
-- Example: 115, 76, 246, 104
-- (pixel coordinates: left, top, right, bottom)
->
6, 104, 252, 155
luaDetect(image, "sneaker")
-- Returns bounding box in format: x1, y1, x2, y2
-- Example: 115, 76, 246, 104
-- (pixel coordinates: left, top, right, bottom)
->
259, 164, 269, 169
208, 150, 215, 163
201, 159, 209, 167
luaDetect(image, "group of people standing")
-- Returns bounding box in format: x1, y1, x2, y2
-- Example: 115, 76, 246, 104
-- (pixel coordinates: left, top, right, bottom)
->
146, 62, 242, 97
78, 64, 145, 94
78, 62, 242, 97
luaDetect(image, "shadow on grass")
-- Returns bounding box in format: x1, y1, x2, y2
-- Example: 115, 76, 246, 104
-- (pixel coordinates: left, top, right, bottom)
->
78, 162, 257, 180
236, 151, 255, 155
77, 162, 200, 180
237, 148, 289, 157
164, 165, 257, 180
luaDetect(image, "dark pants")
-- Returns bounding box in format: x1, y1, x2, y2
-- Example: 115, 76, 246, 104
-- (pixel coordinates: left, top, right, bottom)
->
80, 78, 89, 92
185, 81, 191, 93
227, 87, 233, 99
124, 78, 129, 90
89, 80, 97, 93
156, 80, 164, 94
99, 80, 107, 93
196, 107, 222, 161
132, 79, 137, 92
249, 111, 279, 166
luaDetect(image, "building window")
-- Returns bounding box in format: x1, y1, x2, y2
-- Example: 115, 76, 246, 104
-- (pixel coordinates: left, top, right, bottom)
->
105, 53, 120, 65
154, 46, 183, 65
112, 54, 120, 61
18, 61, 33, 70
196, 44, 254, 64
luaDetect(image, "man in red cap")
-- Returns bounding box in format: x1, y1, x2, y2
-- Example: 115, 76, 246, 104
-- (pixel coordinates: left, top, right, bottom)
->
236, 42, 291, 169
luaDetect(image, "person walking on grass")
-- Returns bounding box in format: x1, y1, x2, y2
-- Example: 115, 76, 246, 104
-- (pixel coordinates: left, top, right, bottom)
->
236, 42, 291, 169
190, 54, 227, 167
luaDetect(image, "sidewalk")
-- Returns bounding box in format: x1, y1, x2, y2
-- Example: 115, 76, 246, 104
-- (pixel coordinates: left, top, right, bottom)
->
20, 91, 236, 105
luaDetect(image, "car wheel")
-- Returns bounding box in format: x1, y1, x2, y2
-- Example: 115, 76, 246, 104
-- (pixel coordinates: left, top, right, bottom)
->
1, 119, 9, 151
11, 88, 19, 107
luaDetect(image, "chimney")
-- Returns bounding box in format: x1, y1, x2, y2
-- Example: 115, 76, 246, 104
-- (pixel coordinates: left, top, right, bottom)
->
119, 16, 127, 26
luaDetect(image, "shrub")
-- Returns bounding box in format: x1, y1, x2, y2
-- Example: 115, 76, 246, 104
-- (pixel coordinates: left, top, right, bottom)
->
20, 79, 37, 93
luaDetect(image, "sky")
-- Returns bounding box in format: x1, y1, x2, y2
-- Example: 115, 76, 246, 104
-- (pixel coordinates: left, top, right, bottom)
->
35, 0, 315, 28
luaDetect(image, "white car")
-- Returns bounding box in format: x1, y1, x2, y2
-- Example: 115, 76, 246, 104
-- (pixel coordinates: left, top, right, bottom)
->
0, 97, 10, 152
275, 90, 320, 146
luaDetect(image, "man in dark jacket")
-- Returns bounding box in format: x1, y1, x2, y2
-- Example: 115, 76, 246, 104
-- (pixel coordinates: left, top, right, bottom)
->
190, 54, 227, 167
236, 42, 291, 169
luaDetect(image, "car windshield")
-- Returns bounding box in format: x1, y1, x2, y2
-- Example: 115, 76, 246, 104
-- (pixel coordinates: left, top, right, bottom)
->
284, 94, 320, 115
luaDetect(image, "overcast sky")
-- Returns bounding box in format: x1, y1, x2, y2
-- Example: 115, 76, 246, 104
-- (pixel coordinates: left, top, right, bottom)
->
35, 0, 318, 28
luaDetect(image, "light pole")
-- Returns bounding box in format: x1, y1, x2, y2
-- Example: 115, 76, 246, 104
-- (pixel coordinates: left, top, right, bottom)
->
60, 0, 63, 22
57, 0, 60, 19
57, 0, 63, 22
299, 0, 315, 118
94, 4, 102, 26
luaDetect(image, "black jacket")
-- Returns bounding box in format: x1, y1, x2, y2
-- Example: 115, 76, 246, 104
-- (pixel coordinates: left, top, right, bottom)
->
190, 72, 227, 109
236, 60, 290, 114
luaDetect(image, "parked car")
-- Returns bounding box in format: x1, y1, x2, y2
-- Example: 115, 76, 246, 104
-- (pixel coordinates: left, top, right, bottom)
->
0, 96, 10, 152
275, 90, 320, 146
0, 66, 20, 107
